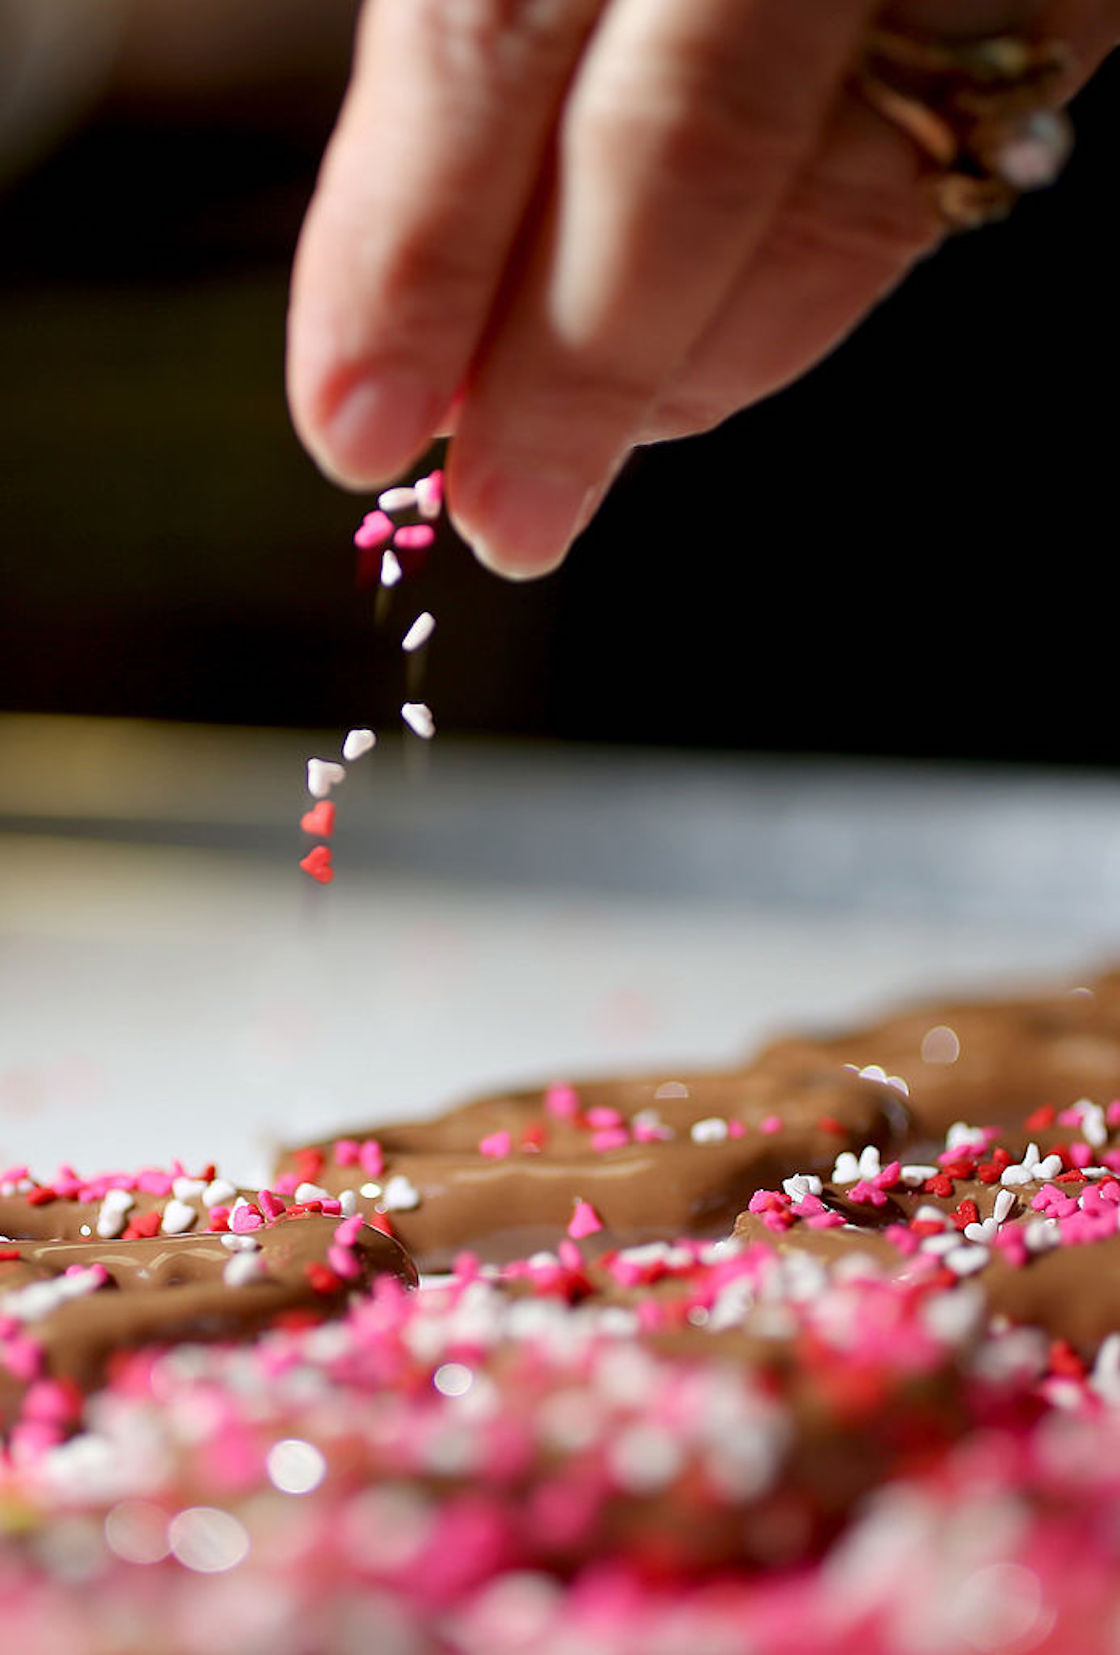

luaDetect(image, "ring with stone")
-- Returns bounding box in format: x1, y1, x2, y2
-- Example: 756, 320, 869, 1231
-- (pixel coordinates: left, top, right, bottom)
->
855, 28, 1075, 230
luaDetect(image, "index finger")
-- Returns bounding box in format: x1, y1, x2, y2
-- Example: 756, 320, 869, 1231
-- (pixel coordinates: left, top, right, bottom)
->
287, 0, 603, 490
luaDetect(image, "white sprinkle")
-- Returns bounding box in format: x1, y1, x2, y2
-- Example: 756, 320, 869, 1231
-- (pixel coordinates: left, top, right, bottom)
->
96, 1190, 135, 1239
172, 1178, 206, 1203
307, 758, 346, 799
608, 1423, 685, 1494
1072, 1098, 1108, 1149
921, 1232, 964, 1258
359, 1182, 383, 1200
914, 1204, 951, 1228
943, 1244, 989, 1277
433, 1362, 473, 1398
401, 612, 435, 653
160, 1200, 197, 1236
782, 1173, 823, 1205
690, 1117, 728, 1144
223, 1251, 268, 1288
1023, 1217, 1061, 1253
220, 1233, 261, 1253
900, 1164, 938, 1187
201, 1179, 237, 1209
946, 1122, 984, 1151
339, 1189, 358, 1217
857, 1145, 882, 1180
267, 1438, 326, 1495
993, 1189, 1017, 1225
168, 1507, 250, 1574
380, 1174, 421, 1213
1089, 1333, 1120, 1405
342, 728, 376, 762
832, 1152, 861, 1186
415, 475, 442, 519
295, 1182, 332, 1204
380, 549, 403, 587
378, 486, 417, 513
401, 702, 435, 740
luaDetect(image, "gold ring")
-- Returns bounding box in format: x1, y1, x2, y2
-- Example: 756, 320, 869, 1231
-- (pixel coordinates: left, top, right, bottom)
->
856, 28, 1075, 229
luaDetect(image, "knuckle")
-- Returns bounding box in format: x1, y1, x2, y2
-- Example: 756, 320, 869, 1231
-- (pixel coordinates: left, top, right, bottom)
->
401, 0, 595, 83
571, 48, 804, 211
776, 174, 940, 264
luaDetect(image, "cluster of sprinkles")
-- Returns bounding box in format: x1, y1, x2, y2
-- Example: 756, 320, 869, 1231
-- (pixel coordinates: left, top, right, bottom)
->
299, 468, 443, 883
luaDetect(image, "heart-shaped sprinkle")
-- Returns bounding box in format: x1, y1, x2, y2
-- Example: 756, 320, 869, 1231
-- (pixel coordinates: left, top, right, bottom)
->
401, 702, 435, 740
353, 510, 393, 550
160, 1199, 197, 1236
394, 524, 435, 551
414, 469, 443, 519
300, 801, 336, 838
378, 485, 417, 513
300, 845, 334, 884
342, 728, 376, 762
307, 759, 346, 799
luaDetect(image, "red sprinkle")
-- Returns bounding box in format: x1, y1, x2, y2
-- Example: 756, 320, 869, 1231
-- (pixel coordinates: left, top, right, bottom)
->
1025, 1105, 1057, 1132
300, 801, 336, 839
1050, 1339, 1087, 1379
305, 1262, 343, 1295
818, 1116, 848, 1136
123, 1211, 162, 1241
26, 1187, 57, 1207
0, 1247, 21, 1261
300, 845, 334, 884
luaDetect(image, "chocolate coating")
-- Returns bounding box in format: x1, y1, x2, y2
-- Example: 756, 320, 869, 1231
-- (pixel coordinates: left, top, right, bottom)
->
277, 1064, 909, 1271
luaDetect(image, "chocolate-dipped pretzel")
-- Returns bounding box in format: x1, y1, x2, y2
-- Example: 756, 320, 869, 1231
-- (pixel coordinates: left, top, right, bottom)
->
750, 968, 1120, 1142
732, 1103, 1120, 1358
0, 1169, 416, 1433
275, 1061, 911, 1271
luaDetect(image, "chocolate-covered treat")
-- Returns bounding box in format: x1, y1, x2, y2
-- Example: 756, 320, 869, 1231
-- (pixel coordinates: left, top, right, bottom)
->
750, 968, 1120, 1140
733, 1102, 1120, 1357
0, 1166, 415, 1431
274, 1063, 910, 1271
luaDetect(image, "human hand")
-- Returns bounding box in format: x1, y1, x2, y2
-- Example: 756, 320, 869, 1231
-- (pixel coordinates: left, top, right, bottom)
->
287, 0, 1118, 579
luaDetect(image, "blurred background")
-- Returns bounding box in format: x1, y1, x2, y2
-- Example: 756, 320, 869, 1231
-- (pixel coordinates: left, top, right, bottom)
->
1, 3, 1118, 1182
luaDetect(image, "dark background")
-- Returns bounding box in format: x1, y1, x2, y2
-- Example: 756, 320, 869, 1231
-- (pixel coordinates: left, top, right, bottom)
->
2, 23, 1116, 765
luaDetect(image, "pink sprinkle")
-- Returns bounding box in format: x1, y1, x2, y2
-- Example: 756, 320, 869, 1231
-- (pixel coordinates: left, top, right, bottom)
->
545, 1084, 580, 1120
1069, 1141, 1093, 1168
591, 1128, 629, 1153
394, 524, 435, 551
273, 1172, 300, 1196
359, 1140, 384, 1179
230, 1204, 263, 1234
354, 510, 394, 549
334, 1139, 361, 1168
334, 1215, 364, 1247
327, 1243, 362, 1280
568, 1199, 604, 1239
415, 469, 444, 519
137, 1170, 174, 1196
759, 1115, 782, 1135
632, 1118, 672, 1143
727, 1120, 746, 1138
747, 1189, 790, 1214
452, 1251, 481, 1281
1057, 1107, 1083, 1127
479, 1131, 512, 1160
1106, 1100, 1120, 1127
3, 1334, 42, 1383
556, 1238, 584, 1272
258, 1189, 286, 1220
848, 1178, 889, 1207
586, 1107, 622, 1130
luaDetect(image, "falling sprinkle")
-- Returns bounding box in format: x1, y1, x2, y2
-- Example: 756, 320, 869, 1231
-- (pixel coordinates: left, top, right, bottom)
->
300, 801, 335, 838
395, 524, 436, 552
415, 469, 444, 519
402, 702, 435, 740
381, 550, 403, 587
378, 486, 417, 513
353, 510, 394, 550
300, 845, 334, 884
342, 728, 377, 762
402, 612, 436, 653
307, 759, 346, 799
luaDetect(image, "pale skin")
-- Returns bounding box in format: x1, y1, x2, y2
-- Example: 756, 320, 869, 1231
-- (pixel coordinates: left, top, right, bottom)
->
286, 0, 1119, 578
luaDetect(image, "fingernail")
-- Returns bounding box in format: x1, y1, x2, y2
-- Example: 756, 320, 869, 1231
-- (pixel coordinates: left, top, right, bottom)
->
317, 374, 438, 489
453, 471, 598, 580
